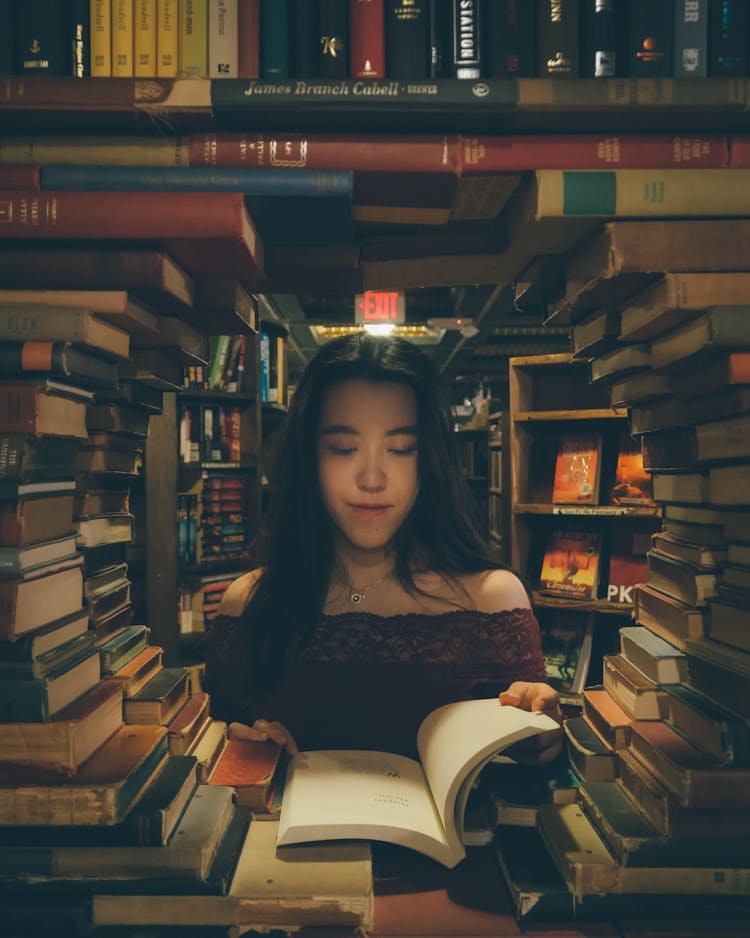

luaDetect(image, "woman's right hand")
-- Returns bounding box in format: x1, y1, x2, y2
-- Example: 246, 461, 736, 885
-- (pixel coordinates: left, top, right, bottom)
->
228, 719, 299, 756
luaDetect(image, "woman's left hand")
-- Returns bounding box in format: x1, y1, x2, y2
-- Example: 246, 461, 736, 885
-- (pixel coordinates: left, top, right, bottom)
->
498, 680, 564, 764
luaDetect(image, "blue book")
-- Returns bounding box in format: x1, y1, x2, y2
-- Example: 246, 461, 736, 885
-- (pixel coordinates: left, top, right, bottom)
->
0, 646, 100, 722
40, 165, 355, 247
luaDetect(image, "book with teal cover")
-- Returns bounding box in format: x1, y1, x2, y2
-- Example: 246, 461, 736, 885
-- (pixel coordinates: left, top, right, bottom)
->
0, 646, 100, 721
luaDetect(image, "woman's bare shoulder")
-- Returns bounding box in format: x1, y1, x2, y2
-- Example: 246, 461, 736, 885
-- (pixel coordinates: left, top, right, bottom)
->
460, 568, 532, 614
217, 568, 263, 617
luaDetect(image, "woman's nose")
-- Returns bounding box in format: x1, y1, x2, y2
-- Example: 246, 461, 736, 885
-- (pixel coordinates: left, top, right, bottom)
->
356, 453, 386, 491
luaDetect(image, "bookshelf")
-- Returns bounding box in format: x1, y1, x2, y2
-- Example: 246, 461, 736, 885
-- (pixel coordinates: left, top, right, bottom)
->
509, 352, 661, 696
488, 410, 510, 563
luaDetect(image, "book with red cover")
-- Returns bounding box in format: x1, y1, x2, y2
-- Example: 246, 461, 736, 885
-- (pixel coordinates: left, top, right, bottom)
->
350, 0, 385, 77
610, 431, 655, 506
0, 190, 264, 287
237, 0, 261, 78
209, 736, 283, 809
551, 434, 602, 505
538, 528, 602, 600
606, 522, 656, 605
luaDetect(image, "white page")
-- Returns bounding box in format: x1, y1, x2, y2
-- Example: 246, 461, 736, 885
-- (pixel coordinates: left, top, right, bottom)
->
277, 749, 460, 867
416, 700, 559, 857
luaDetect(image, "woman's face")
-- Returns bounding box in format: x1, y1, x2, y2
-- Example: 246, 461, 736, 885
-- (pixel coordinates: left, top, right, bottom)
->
317, 379, 420, 552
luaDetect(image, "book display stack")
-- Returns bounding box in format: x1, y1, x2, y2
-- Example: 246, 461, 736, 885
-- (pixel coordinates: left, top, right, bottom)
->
493, 223, 750, 923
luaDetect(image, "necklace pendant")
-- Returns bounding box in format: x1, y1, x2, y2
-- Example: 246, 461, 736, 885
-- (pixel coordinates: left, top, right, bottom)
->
350, 591, 365, 604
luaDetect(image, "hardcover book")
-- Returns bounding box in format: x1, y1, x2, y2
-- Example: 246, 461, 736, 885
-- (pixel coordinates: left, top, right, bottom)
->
551, 434, 602, 505
277, 699, 557, 867
539, 528, 601, 599
538, 609, 593, 697
0, 491, 74, 548
0, 724, 168, 826
606, 521, 655, 605
610, 433, 654, 506
209, 737, 283, 809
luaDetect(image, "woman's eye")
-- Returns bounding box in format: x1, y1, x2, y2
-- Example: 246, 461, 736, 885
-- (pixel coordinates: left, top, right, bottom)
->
390, 447, 417, 456
330, 446, 356, 455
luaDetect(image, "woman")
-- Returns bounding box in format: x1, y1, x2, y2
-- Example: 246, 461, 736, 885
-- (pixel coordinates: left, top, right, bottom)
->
204, 333, 562, 760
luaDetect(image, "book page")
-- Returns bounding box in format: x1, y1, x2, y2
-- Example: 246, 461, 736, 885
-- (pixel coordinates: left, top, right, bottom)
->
416, 700, 559, 859
277, 749, 459, 867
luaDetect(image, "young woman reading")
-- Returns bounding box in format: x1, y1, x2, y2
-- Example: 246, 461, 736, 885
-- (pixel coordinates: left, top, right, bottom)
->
204, 333, 562, 762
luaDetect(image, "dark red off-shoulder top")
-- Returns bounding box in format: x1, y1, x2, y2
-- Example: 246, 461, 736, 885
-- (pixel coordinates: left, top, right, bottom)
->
204, 607, 546, 758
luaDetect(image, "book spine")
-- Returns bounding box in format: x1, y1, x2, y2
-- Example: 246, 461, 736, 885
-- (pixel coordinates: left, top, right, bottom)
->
536, 169, 750, 218
0, 136, 189, 166
0, 0, 13, 75
483, 0, 536, 77
581, 0, 619, 78
0, 189, 251, 239
135, 0, 157, 77
260, 0, 290, 78
673, 0, 708, 77
0, 166, 42, 188
708, 0, 748, 76
318, 0, 348, 78
237, 0, 260, 78
0, 341, 68, 378
188, 131, 459, 171
112, 0, 135, 76
536, 0, 580, 77
429, 0, 451, 77
209, 0, 239, 77
627, 0, 673, 77
450, 0, 481, 78
40, 164, 353, 197
385, 0, 430, 79
14, 0, 70, 75
290, 0, 317, 78
350, 0, 385, 78
179, 0, 208, 77
0, 76, 170, 109
70, 0, 91, 77
157, 0, 179, 76
91, 0, 112, 76
0, 677, 52, 720
461, 134, 728, 171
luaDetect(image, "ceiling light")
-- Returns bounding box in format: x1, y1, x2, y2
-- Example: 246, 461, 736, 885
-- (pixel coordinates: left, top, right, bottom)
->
363, 322, 396, 336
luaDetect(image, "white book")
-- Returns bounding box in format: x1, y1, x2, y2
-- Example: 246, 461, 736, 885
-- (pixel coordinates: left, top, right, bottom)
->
208, 0, 238, 78
277, 699, 558, 868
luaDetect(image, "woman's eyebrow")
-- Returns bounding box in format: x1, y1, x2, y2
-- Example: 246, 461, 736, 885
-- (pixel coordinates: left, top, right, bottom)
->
386, 425, 418, 436
320, 424, 358, 436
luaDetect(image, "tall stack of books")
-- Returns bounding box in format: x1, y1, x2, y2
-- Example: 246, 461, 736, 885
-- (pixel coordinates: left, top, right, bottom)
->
495, 220, 750, 923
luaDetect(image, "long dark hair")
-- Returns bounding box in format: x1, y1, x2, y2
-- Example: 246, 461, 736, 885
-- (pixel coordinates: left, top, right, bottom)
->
242, 333, 496, 688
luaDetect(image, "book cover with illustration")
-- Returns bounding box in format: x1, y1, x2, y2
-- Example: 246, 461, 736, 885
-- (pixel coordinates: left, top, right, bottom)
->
551, 434, 602, 504
538, 610, 594, 697
539, 528, 602, 599
610, 432, 655, 506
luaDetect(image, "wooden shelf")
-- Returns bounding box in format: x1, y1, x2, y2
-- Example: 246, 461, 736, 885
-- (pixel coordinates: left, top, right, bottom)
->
513, 409, 626, 422
532, 592, 634, 616
514, 503, 661, 518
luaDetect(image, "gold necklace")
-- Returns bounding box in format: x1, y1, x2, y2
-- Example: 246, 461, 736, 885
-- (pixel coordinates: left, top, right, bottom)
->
347, 570, 390, 604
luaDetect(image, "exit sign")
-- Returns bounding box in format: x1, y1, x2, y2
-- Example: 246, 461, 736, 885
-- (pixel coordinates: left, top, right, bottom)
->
354, 291, 405, 324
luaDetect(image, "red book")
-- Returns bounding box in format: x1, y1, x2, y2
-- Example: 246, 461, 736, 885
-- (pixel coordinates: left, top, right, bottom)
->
189, 132, 460, 172
350, 0, 385, 77
606, 522, 657, 605
0, 190, 264, 287
0, 164, 41, 188
460, 134, 729, 172
238, 0, 260, 79
728, 136, 750, 167
209, 737, 283, 810
539, 528, 602, 600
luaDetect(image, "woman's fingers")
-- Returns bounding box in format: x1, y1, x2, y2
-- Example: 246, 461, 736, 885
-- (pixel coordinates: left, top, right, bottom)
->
499, 681, 563, 723
228, 719, 299, 756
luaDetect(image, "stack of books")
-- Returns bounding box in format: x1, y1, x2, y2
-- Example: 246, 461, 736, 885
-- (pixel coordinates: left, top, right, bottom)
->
495, 221, 750, 923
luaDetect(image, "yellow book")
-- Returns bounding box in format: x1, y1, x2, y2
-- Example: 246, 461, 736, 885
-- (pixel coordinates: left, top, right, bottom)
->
111, 0, 134, 76
90, 0, 112, 77
536, 168, 750, 219
134, 0, 157, 76
179, 0, 209, 77
156, 0, 179, 76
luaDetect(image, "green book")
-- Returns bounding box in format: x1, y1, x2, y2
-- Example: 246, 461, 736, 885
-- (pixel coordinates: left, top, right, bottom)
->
0, 646, 100, 721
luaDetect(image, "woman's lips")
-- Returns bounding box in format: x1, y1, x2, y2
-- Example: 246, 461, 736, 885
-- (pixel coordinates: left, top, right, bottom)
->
349, 504, 389, 517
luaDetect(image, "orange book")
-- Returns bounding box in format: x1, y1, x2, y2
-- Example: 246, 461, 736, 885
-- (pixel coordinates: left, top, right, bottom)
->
610, 432, 655, 506
539, 528, 601, 600
551, 434, 602, 504
209, 737, 282, 810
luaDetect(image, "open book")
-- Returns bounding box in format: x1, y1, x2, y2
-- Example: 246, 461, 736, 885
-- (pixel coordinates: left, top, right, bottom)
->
277, 700, 559, 868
